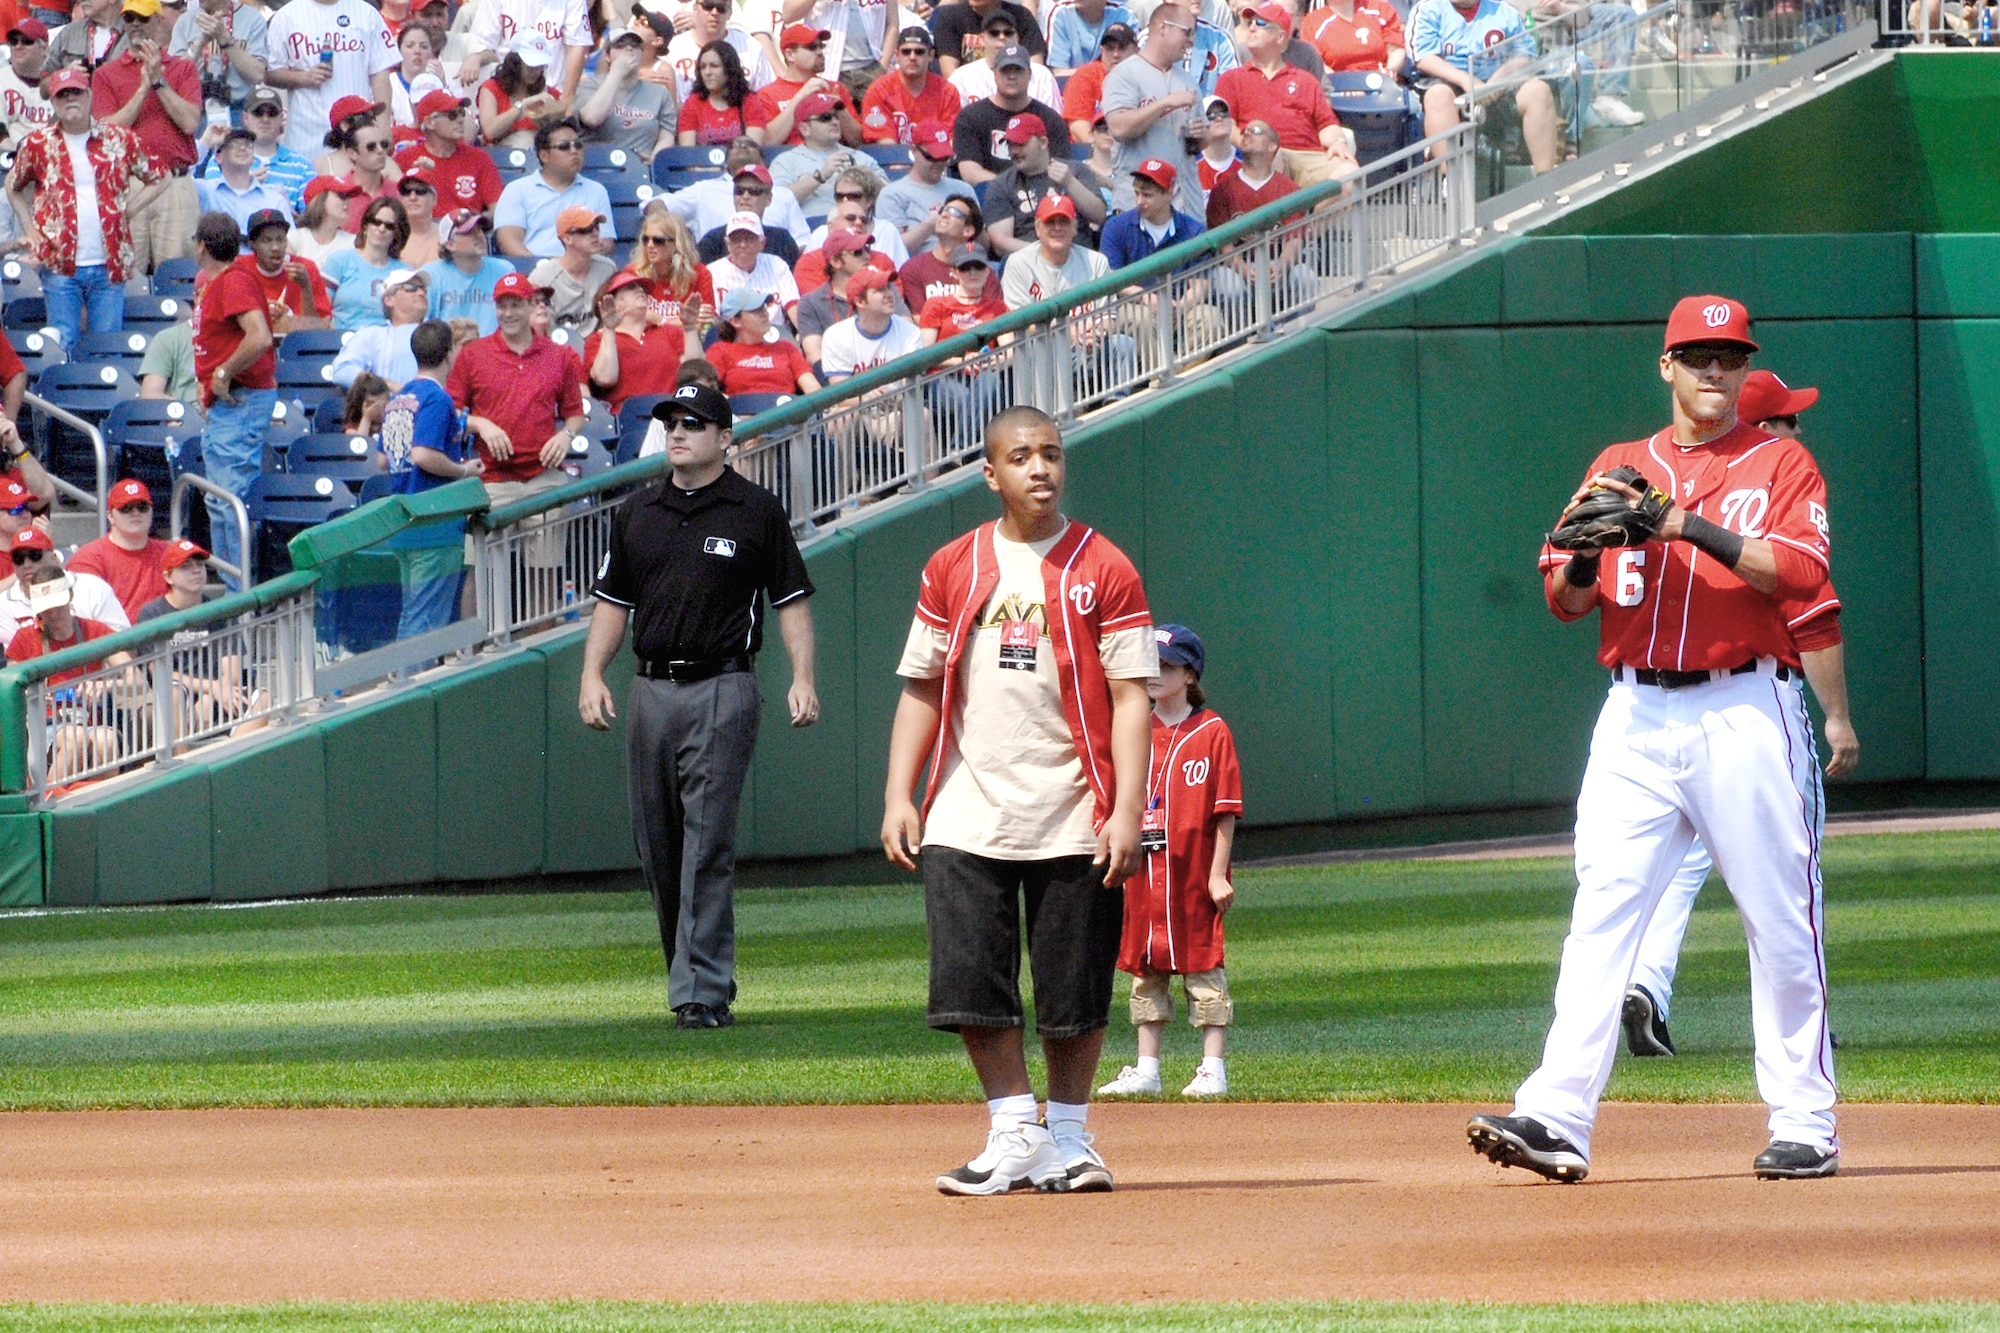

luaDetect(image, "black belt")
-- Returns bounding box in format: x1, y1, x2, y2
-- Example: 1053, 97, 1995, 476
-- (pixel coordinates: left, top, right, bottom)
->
1615, 659, 1795, 691
637, 653, 753, 683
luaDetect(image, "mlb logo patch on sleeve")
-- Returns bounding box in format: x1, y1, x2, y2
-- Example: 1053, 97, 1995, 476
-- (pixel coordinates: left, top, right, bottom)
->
704, 537, 738, 557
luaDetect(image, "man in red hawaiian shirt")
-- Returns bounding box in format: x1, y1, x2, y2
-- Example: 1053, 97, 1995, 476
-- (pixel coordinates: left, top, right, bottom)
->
3, 66, 164, 349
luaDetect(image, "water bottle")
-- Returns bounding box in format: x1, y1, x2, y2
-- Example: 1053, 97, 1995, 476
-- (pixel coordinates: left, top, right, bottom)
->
1981, 4, 1992, 44
561, 579, 577, 621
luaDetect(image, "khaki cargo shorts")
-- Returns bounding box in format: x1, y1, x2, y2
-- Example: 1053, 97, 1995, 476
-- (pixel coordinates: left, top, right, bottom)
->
1129, 967, 1232, 1028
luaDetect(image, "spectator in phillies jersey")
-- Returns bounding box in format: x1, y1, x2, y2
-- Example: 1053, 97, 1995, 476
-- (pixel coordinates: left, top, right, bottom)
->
1213, 2, 1358, 187
396, 90, 502, 218
456, 0, 592, 101
818, 265, 922, 383
1096, 622, 1243, 1100
1060, 21, 1135, 144
582, 268, 705, 413
422, 208, 513, 334
263, 0, 399, 157
1408, 0, 1559, 175
675, 38, 772, 146
6, 562, 130, 787
706, 285, 820, 397
1204, 117, 1296, 225
1300, 0, 1405, 73
897, 193, 982, 312
1049, 0, 1135, 74
918, 242, 1007, 345
1193, 95, 1240, 199
0, 18, 51, 154
575, 26, 678, 163
664, 0, 777, 105
860, 25, 961, 146
794, 228, 908, 365
705, 210, 800, 336
759, 23, 859, 147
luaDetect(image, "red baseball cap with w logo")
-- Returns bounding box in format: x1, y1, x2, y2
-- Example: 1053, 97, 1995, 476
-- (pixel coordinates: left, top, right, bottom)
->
1664, 294, 1757, 352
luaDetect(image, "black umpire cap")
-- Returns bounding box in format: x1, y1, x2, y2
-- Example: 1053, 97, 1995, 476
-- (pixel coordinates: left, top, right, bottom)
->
653, 383, 733, 430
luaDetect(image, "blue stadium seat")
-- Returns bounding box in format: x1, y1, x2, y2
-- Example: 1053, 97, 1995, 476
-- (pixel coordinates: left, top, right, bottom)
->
729, 392, 793, 421
357, 472, 401, 505
163, 433, 212, 550
556, 432, 611, 481
504, 255, 541, 275
8, 328, 65, 379
277, 356, 341, 393
312, 395, 349, 433
583, 144, 647, 179
580, 395, 615, 448
246, 472, 356, 576
0, 257, 41, 297
3, 296, 46, 333
603, 178, 661, 207
103, 397, 197, 447
268, 396, 313, 449
291, 432, 376, 470
615, 392, 673, 441
652, 144, 726, 193
150, 257, 200, 298
1329, 71, 1419, 167
123, 294, 190, 333
34, 362, 142, 489
296, 455, 384, 494
277, 328, 354, 363
493, 145, 536, 173
613, 420, 652, 466
610, 199, 646, 240
860, 143, 911, 168
115, 425, 201, 508
72, 329, 152, 373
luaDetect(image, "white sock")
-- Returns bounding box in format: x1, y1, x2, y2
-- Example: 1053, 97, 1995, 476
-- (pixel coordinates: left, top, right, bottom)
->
1045, 1100, 1088, 1141
1200, 1056, 1226, 1076
1135, 1056, 1162, 1079
988, 1093, 1039, 1130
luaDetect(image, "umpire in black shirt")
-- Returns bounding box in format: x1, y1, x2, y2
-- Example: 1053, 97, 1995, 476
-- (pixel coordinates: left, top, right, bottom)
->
581, 383, 819, 1030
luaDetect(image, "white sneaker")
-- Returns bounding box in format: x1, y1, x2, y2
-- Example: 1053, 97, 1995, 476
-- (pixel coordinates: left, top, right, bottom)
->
1097, 1065, 1162, 1096
936, 1122, 1067, 1195
1182, 1066, 1228, 1097
1592, 94, 1646, 126
1052, 1126, 1114, 1192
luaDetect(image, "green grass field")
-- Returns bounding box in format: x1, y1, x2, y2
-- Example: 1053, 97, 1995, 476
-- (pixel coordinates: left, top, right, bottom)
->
1, 830, 1995, 1110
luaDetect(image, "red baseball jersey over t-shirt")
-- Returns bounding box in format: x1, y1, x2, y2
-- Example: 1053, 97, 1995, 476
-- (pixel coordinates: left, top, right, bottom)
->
580, 321, 687, 413
66, 537, 172, 620
1538, 421, 1842, 671
762, 76, 857, 144
193, 261, 278, 407
1212, 63, 1340, 152
446, 329, 586, 483
1060, 60, 1107, 127
395, 139, 504, 217
7, 616, 118, 687
1302, 0, 1405, 72
677, 91, 773, 145
1118, 707, 1244, 976
709, 337, 812, 395
859, 70, 962, 144
918, 290, 1007, 340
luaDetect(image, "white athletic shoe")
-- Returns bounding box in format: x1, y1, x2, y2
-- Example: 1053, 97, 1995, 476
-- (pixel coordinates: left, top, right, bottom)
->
935, 1122, 1068, 1195
1182, 1066, 1228, 1098
1053, 1126, 1114, 1192
1097, 1065, 1162, 1096
1592, 94, 1646, 126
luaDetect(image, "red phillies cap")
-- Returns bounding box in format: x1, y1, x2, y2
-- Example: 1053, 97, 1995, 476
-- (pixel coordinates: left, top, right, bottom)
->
601, 268, 648, 296
108, 478, 152, 508
10, 526, 52, 553
1003, 112, 1047, 145
415, 89, 469, 122
305, 175, 366, 204
44, 66, 89, 96
492, 271, 539, 300
1245, 0, 1293, 33
328, 95, 383, 130
161, 538, 208, 569
912, 120, 953, 159
795, 91, 840, 121
1035, 192, 1077, 222
733, 162, 773, 185
1133, 157, 1176, 189
1736, 369, 1818, 423
780, 22, 828, 46
0, 478, 29, 510
8, 17, 48, 41
845, 265, 894, 303
1664, 294, 1758, 352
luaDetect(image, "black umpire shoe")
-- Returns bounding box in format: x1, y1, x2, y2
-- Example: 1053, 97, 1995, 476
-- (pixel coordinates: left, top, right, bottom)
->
1467, 1113, 1590, 1182
674, 1003, 734, 1030
1754, 1141, 1839, 1179
1621, 985, 1677, 1058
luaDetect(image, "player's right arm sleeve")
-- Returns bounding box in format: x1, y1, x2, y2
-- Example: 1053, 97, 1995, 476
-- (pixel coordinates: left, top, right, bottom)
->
1211, 721, 1243, 815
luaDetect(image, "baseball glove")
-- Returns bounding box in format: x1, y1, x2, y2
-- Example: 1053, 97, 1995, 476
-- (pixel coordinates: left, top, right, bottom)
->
1547, 466, 1674, 552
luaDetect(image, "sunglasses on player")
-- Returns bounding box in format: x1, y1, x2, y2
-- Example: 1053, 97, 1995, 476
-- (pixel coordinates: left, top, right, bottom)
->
1671, 347, 1751, 371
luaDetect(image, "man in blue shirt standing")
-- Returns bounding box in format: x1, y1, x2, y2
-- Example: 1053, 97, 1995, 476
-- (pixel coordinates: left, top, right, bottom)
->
1407, 0, 1560, 174
1099, 157, 1227, 356
380, 318, 481, 639
422, 210, 515, 335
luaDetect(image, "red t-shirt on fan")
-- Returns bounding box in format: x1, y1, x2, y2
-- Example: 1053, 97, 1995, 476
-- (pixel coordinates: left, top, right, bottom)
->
395, 139, 503, 216
708, 338, 812, 396
1538, 420, 1843, 670
446, 330, 586, 483
677, 92, 773, 145
66, 537, 172, 619
580, 322, 687, 413
193, 261, 277, 406
7, 617, 118, 687
918, 291, 1008, 340
244, 255, 332, 324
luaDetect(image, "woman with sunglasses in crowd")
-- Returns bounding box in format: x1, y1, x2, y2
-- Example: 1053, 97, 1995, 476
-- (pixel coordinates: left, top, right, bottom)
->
630, 203, 714, 327
323, 196, 413, 331
388, 23, 461, 129
396, 172, 445, 266
289, 177, 361, 266
480, 50, 563, 148
677, 39, 770, 145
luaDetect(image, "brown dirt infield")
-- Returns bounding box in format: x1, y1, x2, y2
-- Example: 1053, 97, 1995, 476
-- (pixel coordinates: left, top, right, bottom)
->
1, 1103, 1996, 1304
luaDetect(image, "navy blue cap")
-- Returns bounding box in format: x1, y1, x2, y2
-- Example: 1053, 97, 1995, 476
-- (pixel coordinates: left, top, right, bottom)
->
653, 382, 732, 429
1154, 623, 1204, 674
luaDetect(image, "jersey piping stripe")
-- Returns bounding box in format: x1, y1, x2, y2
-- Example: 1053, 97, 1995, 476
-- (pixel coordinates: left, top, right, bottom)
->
596, 590, 635, 608
1775, 675, 1836, 1088
770, 586, 810, 608
1767, 532, 1830, 567
1723, 436, 1780, 469
1676, 499, 1700, 673
1786, 597, 1841, 628
926, 528, 990, 799
1056, 525, 1104, 818
1644, 431, 1673, 667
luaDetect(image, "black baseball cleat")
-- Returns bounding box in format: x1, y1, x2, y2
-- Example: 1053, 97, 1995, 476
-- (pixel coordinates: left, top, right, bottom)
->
674, 1003, 734, 1030
1754, 1141, 1839, 1179
1621, 985, 1677, 1058
1467, 1113, 1589, 1182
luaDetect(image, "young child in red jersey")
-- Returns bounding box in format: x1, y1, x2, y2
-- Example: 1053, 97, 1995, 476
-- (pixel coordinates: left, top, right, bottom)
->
1099, 623, 1244, 1099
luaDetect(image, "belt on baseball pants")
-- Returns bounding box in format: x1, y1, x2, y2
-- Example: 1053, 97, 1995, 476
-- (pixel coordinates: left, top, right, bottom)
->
637, 654, 753, 684
1613, 659, 1796, 691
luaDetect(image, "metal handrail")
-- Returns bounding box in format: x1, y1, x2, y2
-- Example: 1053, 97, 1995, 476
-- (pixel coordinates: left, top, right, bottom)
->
22, 390, 109, 537
169, 471, 254, 590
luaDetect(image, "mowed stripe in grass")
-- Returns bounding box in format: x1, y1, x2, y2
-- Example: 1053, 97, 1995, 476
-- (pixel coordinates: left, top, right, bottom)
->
0, 831, 1994, 1109
1, 1302, 1997, 1333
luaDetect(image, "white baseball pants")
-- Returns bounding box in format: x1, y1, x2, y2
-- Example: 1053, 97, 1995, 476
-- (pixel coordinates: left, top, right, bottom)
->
1631, 836, 1714, 1021
1514, 664, 1838, 1158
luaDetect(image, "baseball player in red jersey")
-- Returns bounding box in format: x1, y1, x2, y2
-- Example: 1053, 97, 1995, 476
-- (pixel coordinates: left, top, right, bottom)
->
1468, 295, 1850, 1183
1099, 623, 1245, 1099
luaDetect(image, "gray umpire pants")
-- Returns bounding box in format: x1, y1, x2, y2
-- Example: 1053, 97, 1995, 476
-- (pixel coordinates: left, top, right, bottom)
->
626, 669, 762, 1010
